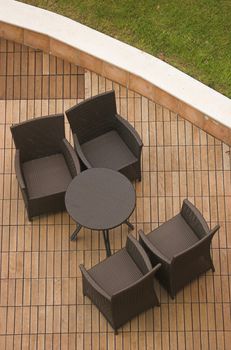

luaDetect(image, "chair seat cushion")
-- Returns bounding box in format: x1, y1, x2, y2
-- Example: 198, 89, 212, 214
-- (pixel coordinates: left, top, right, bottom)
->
81, 130, 137, 171
88, 248, 143, 296
147, 214, 199, 260
23, 153, 72, 199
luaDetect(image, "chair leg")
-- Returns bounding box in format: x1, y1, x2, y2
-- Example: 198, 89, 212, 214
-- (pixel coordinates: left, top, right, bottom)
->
170, 288, 175, 300
153, 292, 160, 306
137, 166, 142, 182
114, 329, 118, 335
208, 253, 215, 272
156, 299, 161, 307
27, 208, 32, 222
210, 259, 215, 272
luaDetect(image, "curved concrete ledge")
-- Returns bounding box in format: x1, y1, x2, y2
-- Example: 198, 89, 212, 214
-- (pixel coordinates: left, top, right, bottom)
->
0, 0, 230, 144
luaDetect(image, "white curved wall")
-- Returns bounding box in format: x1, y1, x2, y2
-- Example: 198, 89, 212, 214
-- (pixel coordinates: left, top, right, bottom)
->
0, 0, 230, 144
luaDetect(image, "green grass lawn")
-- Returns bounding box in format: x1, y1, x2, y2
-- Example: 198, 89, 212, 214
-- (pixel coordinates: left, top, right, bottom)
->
21, 0, 231, 98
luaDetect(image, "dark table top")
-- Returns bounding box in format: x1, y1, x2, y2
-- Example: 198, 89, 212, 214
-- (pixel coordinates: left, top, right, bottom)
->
65, 168, 136, 230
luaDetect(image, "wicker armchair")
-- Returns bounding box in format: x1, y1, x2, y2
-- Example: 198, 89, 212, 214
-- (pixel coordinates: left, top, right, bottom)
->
139, 199, 220, 299
10, 114, 80, 220
80, 234, 161, 334
66, 90, 143, 182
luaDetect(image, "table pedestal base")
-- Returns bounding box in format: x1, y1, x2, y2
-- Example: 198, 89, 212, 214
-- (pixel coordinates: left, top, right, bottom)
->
70, 220, 134, 256
70, 224, 82, 241
125, 220, 134, 230
103, 230, 111, 257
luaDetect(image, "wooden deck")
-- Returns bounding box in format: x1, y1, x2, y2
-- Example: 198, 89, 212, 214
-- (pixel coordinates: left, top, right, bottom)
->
0, 38, 231, 349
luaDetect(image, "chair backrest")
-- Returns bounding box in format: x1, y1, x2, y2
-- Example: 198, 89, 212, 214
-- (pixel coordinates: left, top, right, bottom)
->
181, 199, 210, 239
126, 234, 152, 274
11, 114, 65, 162
66, 90, 117, 144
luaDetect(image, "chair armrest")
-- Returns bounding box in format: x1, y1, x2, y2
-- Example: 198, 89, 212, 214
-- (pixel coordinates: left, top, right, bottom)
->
126, 234, 152, 274
15, 150, 29, 206
80, 263, 116, 326
79, 264, 111, 301
169, 225, 219, 297
73, 134, 92, 169
15, 150, 26, 190
111, 263, 161, 323
139, 229, 171, 265
114, 114, 143, 158
210, 224, 220, 236
79, 264, 114, 327
61, 139, 81, 177
112, 263, 161, 300
172, 225, 219, 263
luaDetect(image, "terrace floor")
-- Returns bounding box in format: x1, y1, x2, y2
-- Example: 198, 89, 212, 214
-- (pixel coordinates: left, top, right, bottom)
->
0, 38, 231, 350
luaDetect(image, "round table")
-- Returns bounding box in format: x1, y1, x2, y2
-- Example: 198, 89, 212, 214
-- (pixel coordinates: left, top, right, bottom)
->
65, 168, 136, 256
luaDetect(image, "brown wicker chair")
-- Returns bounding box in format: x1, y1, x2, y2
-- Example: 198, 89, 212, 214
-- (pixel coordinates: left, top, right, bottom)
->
139, 199, 220, 299
66, 90, 143, 182
80, 234, 161, 334
10, 114, 80, 220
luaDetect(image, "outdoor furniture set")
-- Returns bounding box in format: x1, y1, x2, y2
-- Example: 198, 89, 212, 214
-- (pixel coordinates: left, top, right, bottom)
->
11, 90, 220, 334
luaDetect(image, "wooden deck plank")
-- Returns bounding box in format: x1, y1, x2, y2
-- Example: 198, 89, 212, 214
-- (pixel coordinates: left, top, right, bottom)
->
0, 38, 231, 349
